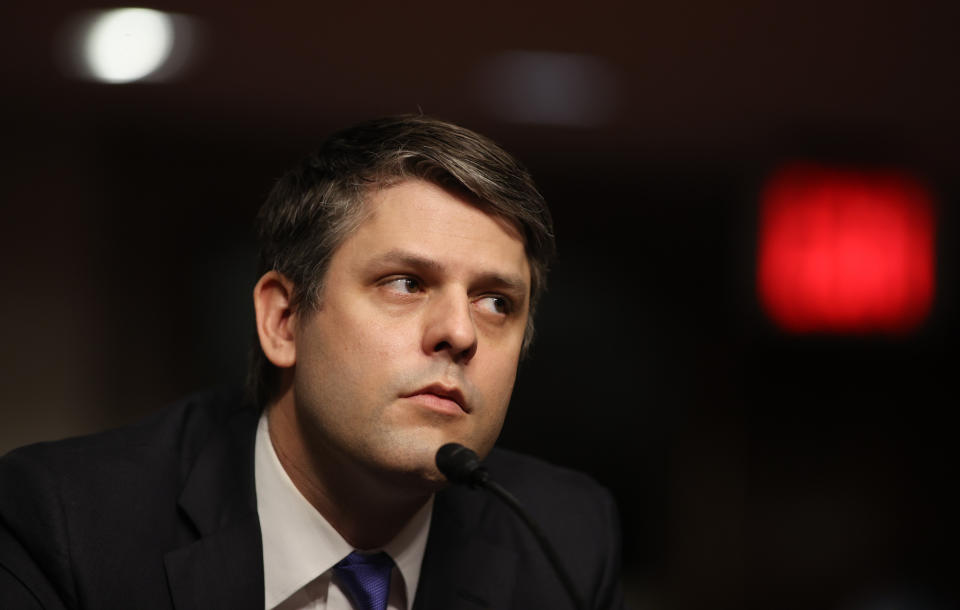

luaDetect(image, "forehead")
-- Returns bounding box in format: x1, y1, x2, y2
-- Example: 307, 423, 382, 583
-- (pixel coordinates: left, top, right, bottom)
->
361, 177, 526, 242
334, 179, 530, 285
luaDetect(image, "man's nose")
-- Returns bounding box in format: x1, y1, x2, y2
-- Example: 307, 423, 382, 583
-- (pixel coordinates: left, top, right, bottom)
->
422, 289, 478, 363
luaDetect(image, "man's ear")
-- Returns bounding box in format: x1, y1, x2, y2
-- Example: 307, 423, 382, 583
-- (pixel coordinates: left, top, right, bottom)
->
253, 271, 298, 368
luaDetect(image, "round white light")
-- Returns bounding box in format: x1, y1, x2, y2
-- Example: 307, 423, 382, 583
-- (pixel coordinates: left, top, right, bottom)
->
83, 8, 174, 83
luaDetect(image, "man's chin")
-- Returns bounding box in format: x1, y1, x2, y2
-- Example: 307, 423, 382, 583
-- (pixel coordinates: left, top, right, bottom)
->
357, 445, 450, 493
361, 427, 495, 492
367, 461, 449, 498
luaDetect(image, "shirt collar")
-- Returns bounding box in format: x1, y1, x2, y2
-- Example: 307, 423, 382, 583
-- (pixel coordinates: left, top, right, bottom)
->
254, 411, 433, 609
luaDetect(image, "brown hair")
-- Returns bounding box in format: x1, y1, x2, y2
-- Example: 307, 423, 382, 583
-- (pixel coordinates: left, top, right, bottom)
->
250, 115, 555, 407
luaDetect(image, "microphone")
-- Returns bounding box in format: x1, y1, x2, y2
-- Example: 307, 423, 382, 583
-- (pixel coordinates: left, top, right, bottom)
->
435, 442, 489, 487
435, 443, 585, 610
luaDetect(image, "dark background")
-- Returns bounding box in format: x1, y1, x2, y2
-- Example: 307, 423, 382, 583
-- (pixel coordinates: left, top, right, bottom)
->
2, 1, 958, 608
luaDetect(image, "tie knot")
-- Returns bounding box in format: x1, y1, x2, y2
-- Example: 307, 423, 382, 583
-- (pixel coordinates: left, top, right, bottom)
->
333, 551, 395, 610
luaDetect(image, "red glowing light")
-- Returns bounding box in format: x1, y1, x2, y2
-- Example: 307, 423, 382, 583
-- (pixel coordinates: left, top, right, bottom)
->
757, 164, 935, 333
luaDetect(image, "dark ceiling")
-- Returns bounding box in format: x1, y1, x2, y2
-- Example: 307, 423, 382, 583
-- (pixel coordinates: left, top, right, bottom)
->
5, 0, 960, 164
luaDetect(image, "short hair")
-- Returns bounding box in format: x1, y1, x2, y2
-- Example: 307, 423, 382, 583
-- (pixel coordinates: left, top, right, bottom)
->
249, 115, 556, 408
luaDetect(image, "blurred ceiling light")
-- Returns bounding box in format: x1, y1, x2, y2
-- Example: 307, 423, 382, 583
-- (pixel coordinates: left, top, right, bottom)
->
60, 8, 195, 83
476, 51, 618, 127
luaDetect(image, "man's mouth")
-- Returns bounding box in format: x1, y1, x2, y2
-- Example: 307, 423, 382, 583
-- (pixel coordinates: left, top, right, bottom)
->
402, 383, 469, 415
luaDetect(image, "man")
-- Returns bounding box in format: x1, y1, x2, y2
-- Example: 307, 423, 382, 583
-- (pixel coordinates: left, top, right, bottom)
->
0, 116, 625, 609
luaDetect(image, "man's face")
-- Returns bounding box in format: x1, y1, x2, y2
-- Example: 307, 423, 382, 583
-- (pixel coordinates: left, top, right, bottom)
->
290, 179, 530, 488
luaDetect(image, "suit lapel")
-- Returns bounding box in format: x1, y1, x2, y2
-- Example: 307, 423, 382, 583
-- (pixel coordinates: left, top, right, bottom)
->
164, 406, 264, 610
413, 487, 518, 610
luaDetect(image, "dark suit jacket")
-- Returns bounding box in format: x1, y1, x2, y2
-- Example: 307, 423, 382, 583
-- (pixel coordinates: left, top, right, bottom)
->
0, 389, 625, 609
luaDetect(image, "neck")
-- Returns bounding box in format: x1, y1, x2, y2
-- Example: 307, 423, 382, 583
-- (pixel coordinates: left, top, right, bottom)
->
266, 394, 432, 550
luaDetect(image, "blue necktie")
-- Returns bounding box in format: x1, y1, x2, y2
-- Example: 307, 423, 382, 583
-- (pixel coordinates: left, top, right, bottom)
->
333, 551, 394, 610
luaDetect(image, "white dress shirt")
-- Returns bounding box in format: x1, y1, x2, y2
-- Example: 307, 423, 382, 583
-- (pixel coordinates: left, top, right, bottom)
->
254, 413, 433, 610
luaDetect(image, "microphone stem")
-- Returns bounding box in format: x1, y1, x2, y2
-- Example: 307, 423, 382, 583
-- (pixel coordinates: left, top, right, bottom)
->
482, 479, 586, 610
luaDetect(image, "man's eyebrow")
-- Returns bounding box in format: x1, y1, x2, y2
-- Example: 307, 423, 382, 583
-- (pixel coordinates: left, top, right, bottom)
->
474, 271, 529, 300
366, 249, 446, 274
367, 249, 529, 298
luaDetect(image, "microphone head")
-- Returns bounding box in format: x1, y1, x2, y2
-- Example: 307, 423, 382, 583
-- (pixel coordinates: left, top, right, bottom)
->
435, 443, 488, 487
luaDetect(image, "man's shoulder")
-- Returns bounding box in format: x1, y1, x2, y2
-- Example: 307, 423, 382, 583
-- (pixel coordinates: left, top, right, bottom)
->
484, 446, 616, 505
1, 387, 251, 478
427, 447, 625, 609
0, 386, 255, 538
0, 388, 260, 608
452, 445, 621, 540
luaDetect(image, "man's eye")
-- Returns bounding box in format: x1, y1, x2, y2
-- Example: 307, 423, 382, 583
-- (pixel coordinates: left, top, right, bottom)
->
384, 277, 422, 294
476, 296, 510, 315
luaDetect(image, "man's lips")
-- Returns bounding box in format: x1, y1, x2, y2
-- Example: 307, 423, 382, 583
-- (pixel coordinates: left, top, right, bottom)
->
402, 383, 469, 414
